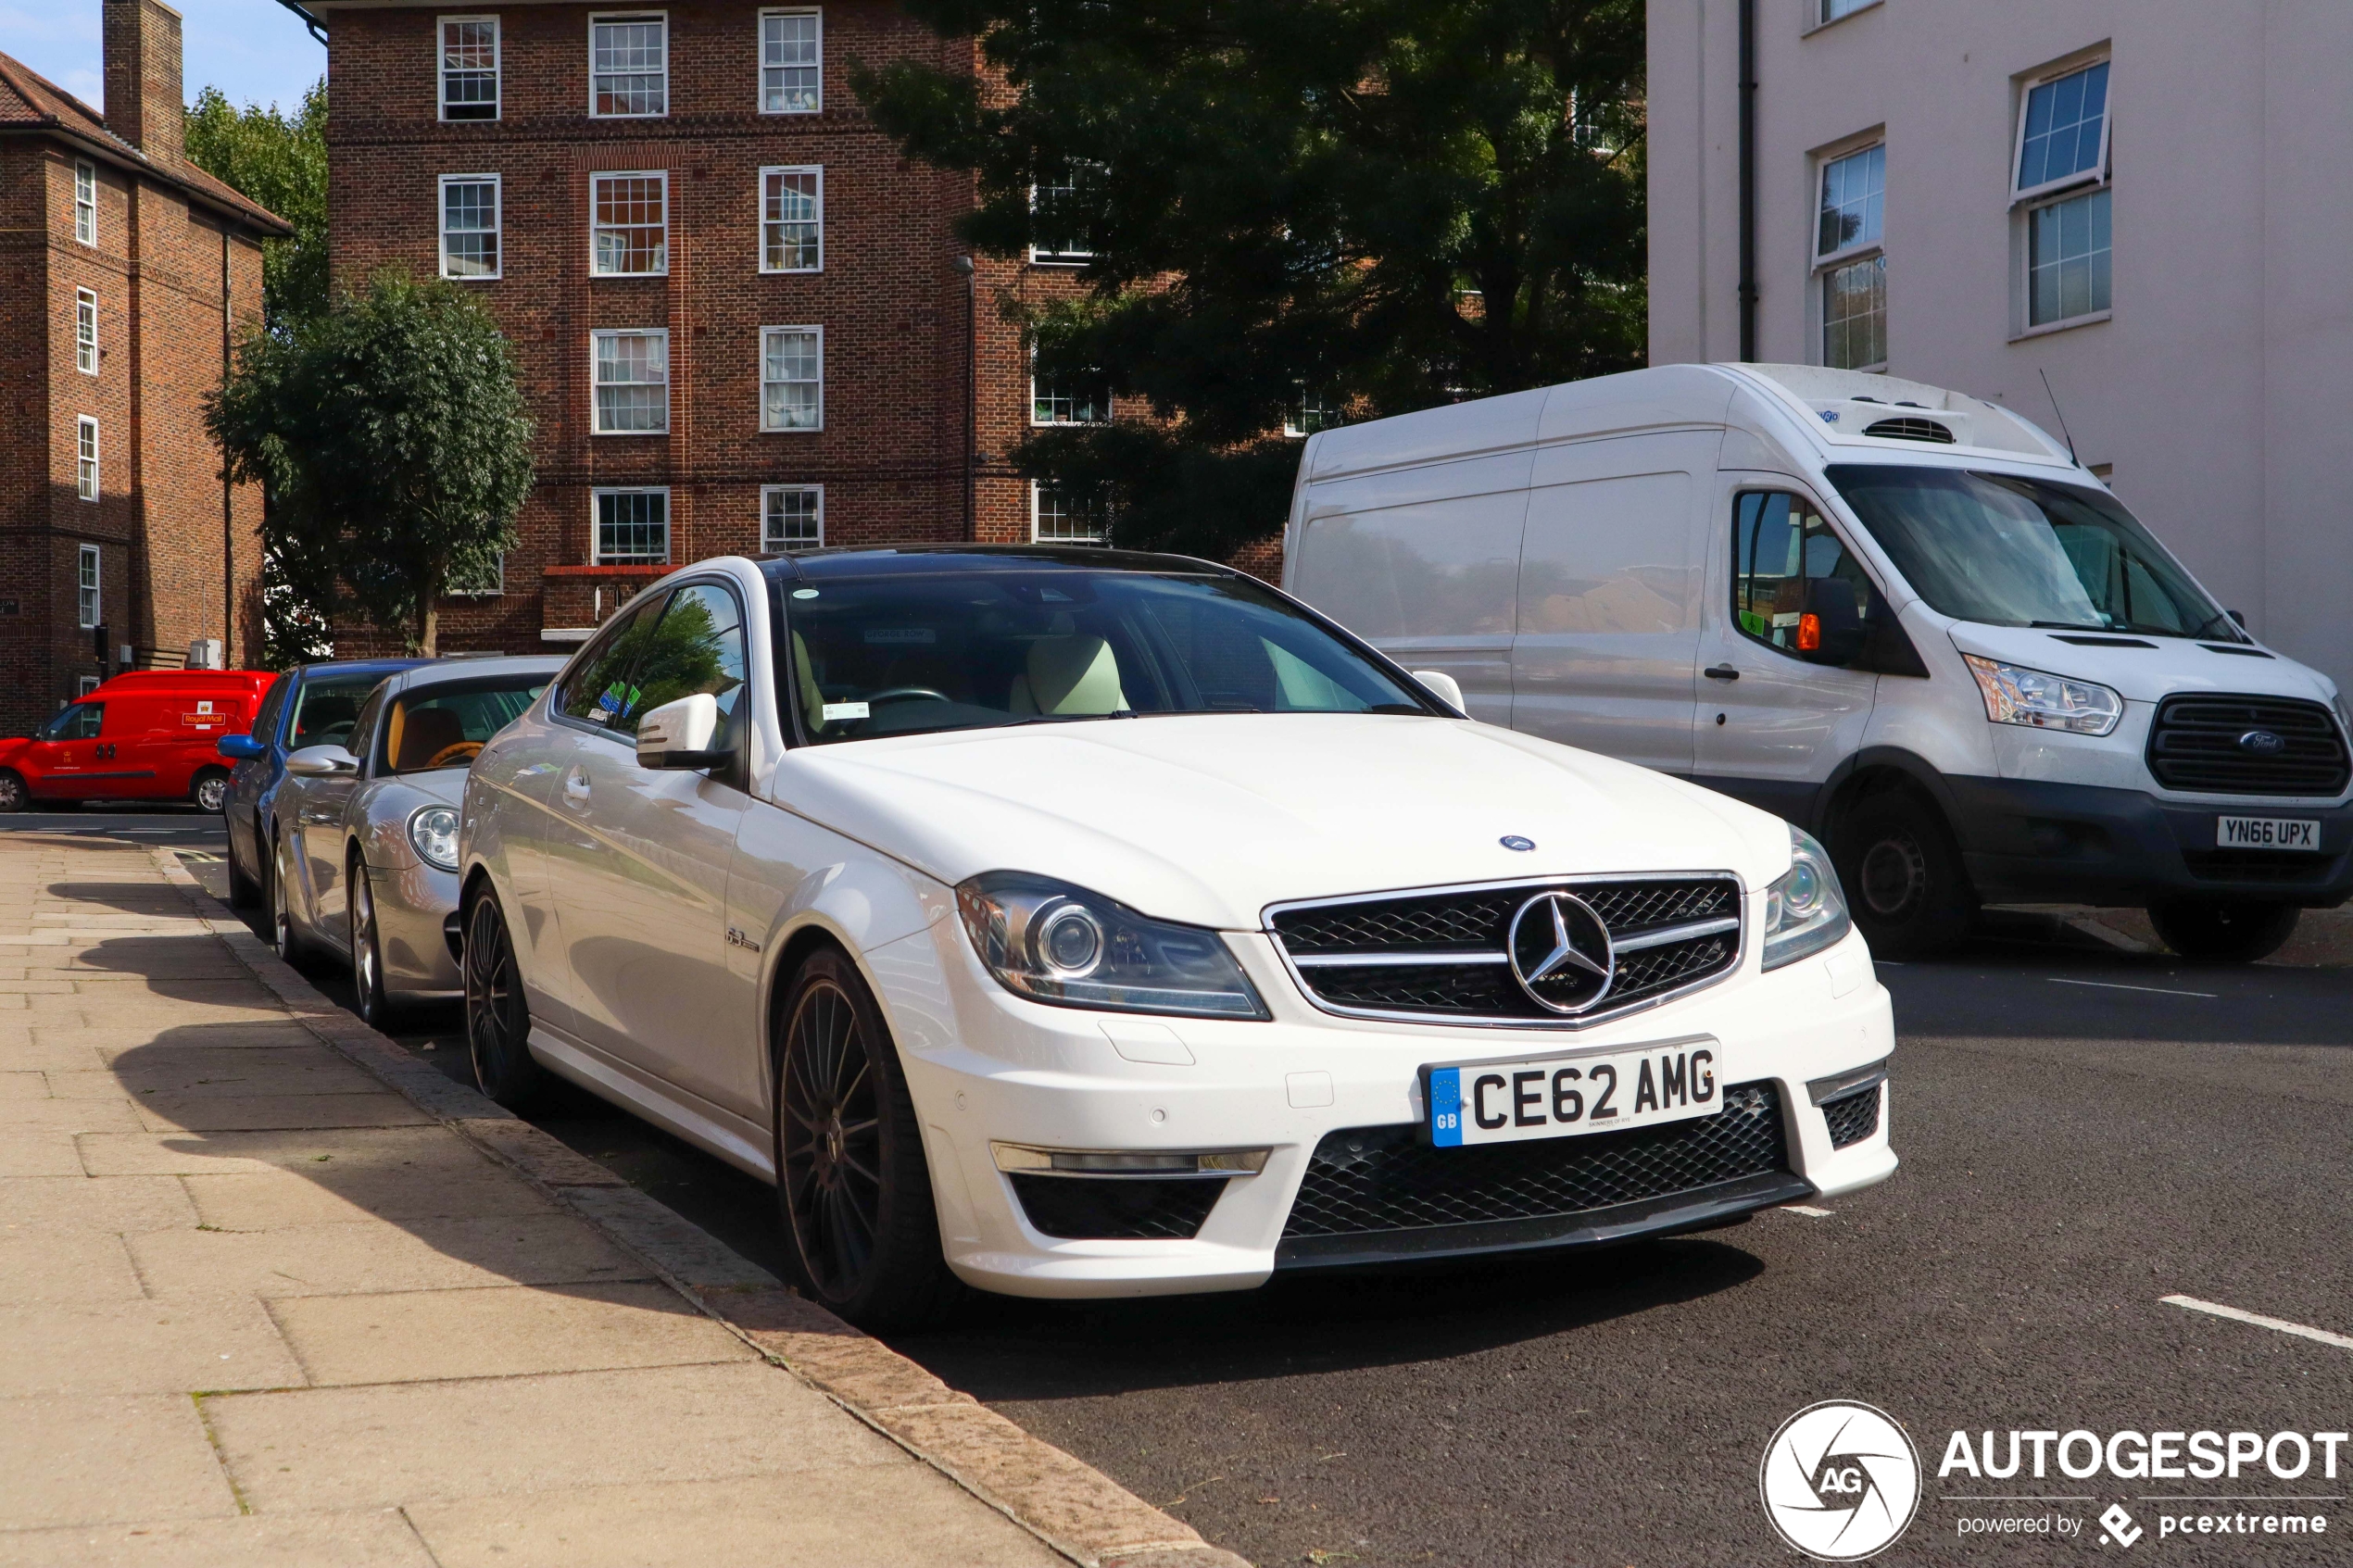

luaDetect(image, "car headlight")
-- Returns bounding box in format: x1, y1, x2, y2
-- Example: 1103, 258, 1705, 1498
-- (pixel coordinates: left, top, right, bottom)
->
408, 806, 459, 872
1762, 825, 1852, 972
1962, 654, 2122, 736
955, 872, 1268, 1020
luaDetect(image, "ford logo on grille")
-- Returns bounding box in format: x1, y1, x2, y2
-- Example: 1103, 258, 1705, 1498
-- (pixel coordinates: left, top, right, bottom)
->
2239, 730, 2287, 755
1506, 892, 1615, 1014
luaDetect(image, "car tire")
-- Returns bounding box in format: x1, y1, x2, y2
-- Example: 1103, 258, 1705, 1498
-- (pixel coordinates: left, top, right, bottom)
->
270, 833, 305, 963
773, 947, 960, 1331
190, 768, 230, 815
348, 849, 397, 1032
2146, 900, 2300, 964
0, 770, 26, 813
223, 820, 261, 909
464, 886, 544, 1109
1832, 791, 1977, 959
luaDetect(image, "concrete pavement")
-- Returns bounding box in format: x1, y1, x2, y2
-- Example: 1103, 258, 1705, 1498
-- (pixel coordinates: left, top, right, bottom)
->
0, 831, 1236, 1567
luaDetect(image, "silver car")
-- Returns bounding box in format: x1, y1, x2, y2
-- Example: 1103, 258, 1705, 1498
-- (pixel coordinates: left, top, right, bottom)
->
269, 656, 565, 1027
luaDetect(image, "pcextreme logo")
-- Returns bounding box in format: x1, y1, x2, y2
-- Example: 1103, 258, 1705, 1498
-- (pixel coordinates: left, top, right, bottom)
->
1759, 1400, 1923, 1562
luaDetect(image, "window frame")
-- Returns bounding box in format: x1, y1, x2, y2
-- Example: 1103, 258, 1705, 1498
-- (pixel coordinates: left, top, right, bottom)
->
437, 14, 501, 121
73, 161, 96, 245
1027, 174, 1096, 267
437, 173, 502, 281
590, 486, 673, 566
1028, 352, 1110, 427
2022, 184, 2113, 332
587, 11, 669, 119
590, 328, 671, 435
77, 543, 100, 630
1728, 487, 1882, 665
758, 6, 823, 116
761, 483, 824, 552
589, 169, 670, 277
1029, 481, 1109, 546
446, 553, 506, 596
1809, 134, 1887, 372
1812, 140, 1885, 267
74, 288, 98, 375
75, 416, 99, 502
759, 324, 824, 433
757, 165, 824, 274
77, 676, 102, 698
2010, 56, 2111, 206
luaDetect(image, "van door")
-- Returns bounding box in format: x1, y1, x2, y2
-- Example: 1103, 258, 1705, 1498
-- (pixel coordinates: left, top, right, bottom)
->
1509, 434, 1711, 774
26, 702, 107, 797
1691, 482, 1882, 822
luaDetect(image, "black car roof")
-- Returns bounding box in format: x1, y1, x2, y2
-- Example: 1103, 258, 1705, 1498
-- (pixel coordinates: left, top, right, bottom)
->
756, 545, 1227, 582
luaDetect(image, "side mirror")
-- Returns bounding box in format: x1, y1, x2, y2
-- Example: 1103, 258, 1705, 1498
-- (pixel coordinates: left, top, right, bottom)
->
284, 744, 358, 778
636, 693, 732, 771
217, 733, 265, 762
1796, 578, 1869, 667
1410, 670, 1466, 713
2228, 608, 2248, 629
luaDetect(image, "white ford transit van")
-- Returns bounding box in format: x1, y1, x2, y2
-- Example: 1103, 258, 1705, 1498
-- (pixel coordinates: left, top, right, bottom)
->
1282, 363, 2353, 961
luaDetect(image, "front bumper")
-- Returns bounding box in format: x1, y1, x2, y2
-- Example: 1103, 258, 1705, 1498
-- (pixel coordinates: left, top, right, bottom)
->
1945, 774, 2353, 909
873, 911, 1896, 1300
368, 859, 462, 997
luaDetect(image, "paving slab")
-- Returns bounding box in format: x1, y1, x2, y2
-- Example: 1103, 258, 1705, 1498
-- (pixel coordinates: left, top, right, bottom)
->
132, 1091, 433, 1135
0, 1173, 197, 1234
270, 1281, 757, 1386
50, 1047, 385, 1100
126, 1213, 646, 1299
0, 1393, 239, 1529
0, 1510, 437, 1568
0, 1231, 147, 1306
0, 1297, 306, 1397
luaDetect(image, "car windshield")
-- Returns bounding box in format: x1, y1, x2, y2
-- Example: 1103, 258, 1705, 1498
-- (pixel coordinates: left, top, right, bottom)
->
1825, 465, 2238, 640
783, 566, 1432, 744
291, 672, 393, 749
379, 677, 548, 774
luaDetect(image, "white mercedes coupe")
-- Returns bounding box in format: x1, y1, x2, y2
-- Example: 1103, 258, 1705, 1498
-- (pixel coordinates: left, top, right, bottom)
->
459, 547, 1894, 1326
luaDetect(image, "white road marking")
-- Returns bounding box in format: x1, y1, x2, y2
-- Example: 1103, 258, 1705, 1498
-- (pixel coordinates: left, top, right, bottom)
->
1780, 1204, 1835, 1218
2161, 1294, 2353, 1351
2048, 978, 2220, 999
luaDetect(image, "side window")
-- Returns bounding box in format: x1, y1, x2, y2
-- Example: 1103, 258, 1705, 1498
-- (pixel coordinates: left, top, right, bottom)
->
1732, 492, 1880, 660
556, 591, 671, 735
632, 583, 749, 728
253, 676, 291, 745
348, 688, 390, 767
46, 703, 104, 741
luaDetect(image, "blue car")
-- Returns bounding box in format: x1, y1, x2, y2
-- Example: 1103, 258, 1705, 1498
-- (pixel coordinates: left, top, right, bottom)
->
216, 659, 427, 909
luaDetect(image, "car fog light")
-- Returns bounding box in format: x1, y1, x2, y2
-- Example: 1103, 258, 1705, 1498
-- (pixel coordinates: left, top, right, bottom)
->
990, 1143, 1270, 1178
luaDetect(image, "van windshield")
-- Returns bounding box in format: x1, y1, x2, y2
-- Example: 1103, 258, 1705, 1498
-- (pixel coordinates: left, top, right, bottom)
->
1825, 466, 2238, 641
783, 567, 1433, 744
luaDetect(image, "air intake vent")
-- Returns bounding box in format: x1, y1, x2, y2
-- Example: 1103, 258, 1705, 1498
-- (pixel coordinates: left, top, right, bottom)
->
1862, 417, 1955, 444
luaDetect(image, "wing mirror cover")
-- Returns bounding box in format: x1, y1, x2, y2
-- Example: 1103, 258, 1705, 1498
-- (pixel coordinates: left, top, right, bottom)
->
284, 744, 358, 778
636, 693, 733, 771
216, 733, 266, 762
1410, 670, 1466, 714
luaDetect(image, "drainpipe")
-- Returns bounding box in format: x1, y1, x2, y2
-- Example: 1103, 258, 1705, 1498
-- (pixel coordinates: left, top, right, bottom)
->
954, 255, 975, 537
220, 229, 234, 663
1737, 0, 1758, 362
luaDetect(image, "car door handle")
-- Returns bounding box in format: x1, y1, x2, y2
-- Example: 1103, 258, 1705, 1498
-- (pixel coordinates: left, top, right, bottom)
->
1704, 664, 1742, 682
562, 768, 591, 806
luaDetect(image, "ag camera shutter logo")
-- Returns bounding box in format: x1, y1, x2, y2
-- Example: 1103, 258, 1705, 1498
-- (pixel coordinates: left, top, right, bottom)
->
1759, 1401, 1922, 1561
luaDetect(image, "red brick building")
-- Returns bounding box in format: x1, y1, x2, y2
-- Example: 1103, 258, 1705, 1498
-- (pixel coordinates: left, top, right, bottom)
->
313, 0, 1131, 654
0, 0, 287, 734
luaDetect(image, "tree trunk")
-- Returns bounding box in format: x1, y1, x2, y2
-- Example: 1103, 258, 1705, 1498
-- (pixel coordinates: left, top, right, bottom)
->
418, 596, 438, 658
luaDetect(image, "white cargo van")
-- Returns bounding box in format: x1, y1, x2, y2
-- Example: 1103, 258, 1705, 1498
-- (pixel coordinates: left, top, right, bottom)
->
1282, 363, 2353, 960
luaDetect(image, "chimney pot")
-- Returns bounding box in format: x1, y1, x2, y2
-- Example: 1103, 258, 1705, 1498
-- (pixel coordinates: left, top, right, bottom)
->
103, 0, 185, 164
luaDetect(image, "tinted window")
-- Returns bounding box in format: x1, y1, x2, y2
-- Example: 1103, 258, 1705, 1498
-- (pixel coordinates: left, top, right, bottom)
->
557, 591, 671, 736
784, 568, 1429, 745
252, 675, 291, 744
1732, 492, 1885, 656
632, 583, 749, 730
381, 677, 551, 774
347, 686, 389, 764
290, 672, 388, 749
44, 703, 103, 741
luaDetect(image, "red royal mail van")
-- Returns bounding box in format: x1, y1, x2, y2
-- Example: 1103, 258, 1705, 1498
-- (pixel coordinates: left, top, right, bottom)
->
0, 671, 276, 813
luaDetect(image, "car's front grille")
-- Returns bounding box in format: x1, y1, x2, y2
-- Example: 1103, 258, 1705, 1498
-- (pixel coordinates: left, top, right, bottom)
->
1281, 1082, 1789, 1241
1007, 1174, 1227, 1241
2145, 694, 2348, 797
2181, 848, 2334, 885
1268, 876, 1742, 1025
1820, 1083, 1882, 1149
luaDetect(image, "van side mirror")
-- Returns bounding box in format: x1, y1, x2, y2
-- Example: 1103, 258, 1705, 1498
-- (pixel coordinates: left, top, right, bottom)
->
1796, 578, 1869, 667
2228, 608, 2247, 629
285, 744, 358, 778
1409, 670, 1466, 713
636, 693, 733, 771
217, 734, 265, 762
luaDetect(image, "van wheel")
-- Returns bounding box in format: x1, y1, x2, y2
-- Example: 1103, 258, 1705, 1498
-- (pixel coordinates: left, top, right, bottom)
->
465, 887, 544, 1108
1832, 792, 1976, 959
2147, 900, 2299, 964
0, 771, 26, 813
773, 947, 959, 1331
190, 768, 230, 814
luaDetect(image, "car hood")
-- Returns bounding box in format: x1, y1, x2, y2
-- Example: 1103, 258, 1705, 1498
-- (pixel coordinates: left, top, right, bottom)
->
776, 714, 1792, 931
1946, 622, 2338, 706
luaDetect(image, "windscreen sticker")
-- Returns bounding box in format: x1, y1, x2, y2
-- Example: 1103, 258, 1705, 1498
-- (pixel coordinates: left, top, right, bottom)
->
861, 628, 937, 646
821, 702, 870, 723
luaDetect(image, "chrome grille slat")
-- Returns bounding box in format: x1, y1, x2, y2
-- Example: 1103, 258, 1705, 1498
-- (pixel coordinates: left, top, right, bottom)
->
1266, 874, 1744, 1028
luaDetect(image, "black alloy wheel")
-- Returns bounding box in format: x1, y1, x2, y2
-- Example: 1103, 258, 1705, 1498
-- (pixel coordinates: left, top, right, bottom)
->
464, 888, 543, 1107
2147, 899, 2301, 964
348, 850, 393, 1030
191, 769, 230, 814
774, 947, 956, 1329
1832, 791, 1977, 959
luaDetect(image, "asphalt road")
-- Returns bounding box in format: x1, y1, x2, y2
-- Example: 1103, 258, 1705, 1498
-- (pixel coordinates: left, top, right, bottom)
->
108, 822, 2353, 1566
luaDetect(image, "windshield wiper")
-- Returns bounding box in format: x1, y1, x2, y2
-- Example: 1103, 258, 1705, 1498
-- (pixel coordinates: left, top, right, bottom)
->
2030, 620, 2114, 633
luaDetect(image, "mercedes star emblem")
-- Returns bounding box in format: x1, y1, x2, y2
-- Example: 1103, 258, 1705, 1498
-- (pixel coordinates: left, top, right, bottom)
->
1506, 891, 1616, 1014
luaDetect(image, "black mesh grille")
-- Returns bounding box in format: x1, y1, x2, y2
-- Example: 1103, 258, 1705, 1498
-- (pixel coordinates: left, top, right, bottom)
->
2181, 849, 2334, 885
1862, 416, 1955, 444
1009, 1175, 1227, 1240
2145, 694, 2348, 797
1271, 878, 1741, 1022
1821, 1084, 1881, 1149
1282, 1083, 1788, 1238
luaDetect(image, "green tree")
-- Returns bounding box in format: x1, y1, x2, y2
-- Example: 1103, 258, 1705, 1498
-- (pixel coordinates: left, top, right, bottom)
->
184, 77, 330, 331
205, 271, 535, 656
853, 0, 1646, 557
